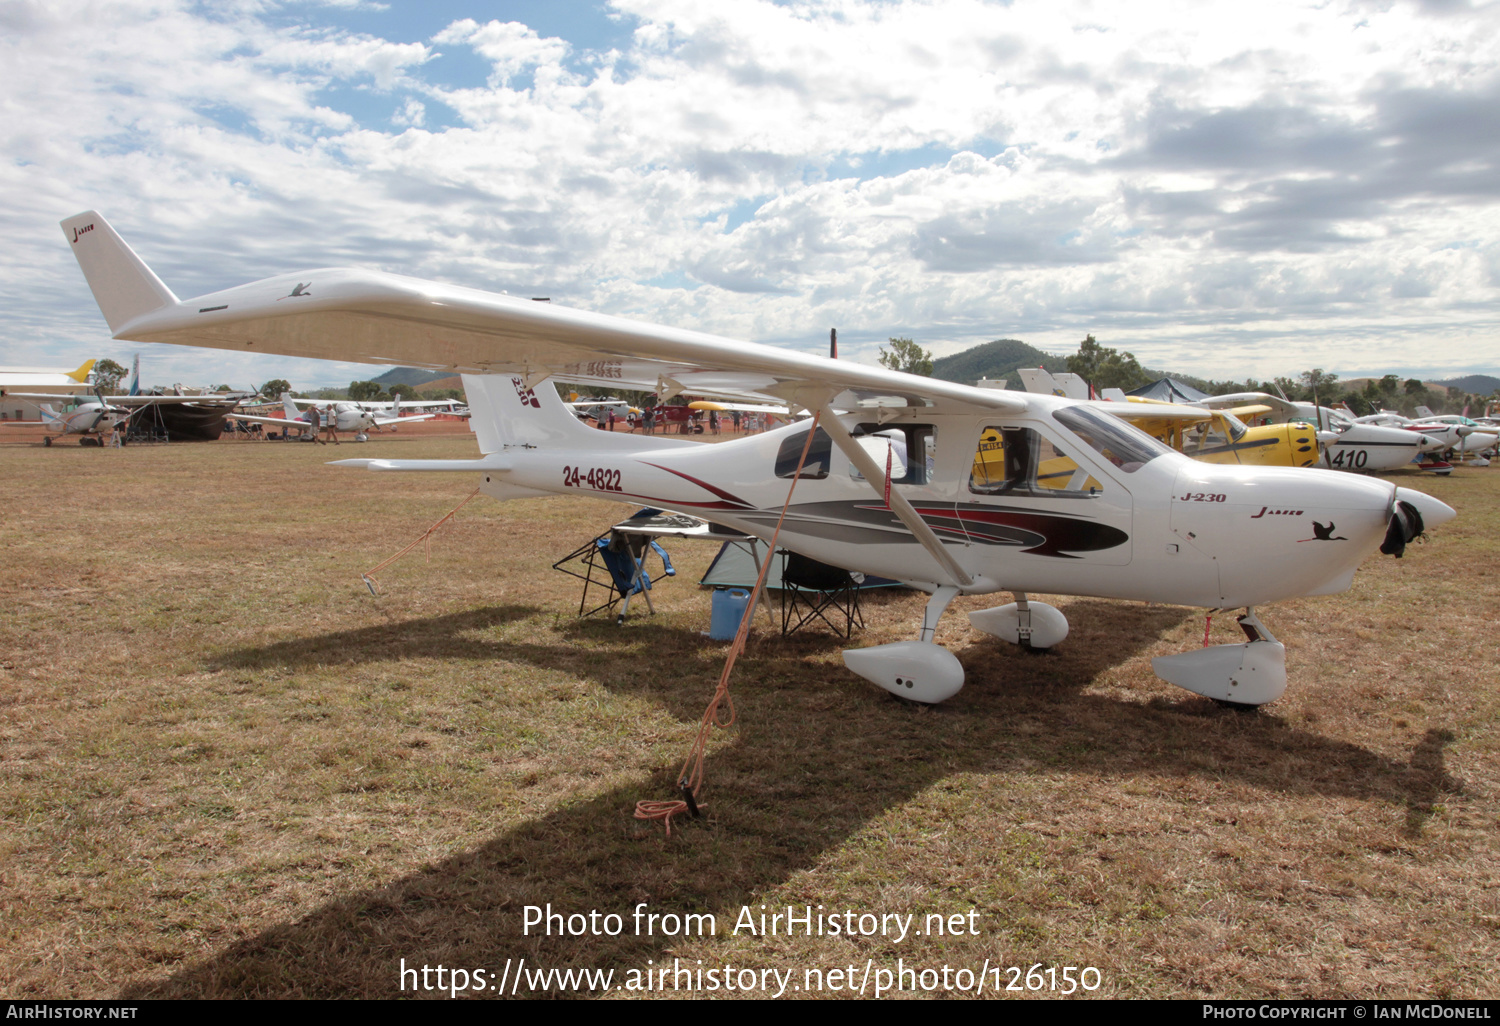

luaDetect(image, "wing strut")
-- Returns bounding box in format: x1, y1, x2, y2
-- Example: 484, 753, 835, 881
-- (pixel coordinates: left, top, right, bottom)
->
815, 402, 973, 588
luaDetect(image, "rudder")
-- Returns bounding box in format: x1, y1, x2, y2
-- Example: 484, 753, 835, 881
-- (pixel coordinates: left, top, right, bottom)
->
61, 211, 178, 334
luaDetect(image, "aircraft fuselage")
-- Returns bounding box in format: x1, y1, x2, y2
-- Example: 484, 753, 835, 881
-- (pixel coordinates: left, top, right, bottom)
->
480, 398, 1407, 609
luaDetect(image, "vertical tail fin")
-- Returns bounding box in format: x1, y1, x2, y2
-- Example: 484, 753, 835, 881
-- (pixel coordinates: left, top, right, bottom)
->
60, 212, 178, 334
67, 359, 97, 384
282, 393, 299, 420
127, 355, 140, 396
462, 374, 687, 454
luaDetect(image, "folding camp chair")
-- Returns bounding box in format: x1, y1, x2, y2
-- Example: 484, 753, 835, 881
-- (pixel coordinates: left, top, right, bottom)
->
780, 550, 864, 639
552, 528, 675, 623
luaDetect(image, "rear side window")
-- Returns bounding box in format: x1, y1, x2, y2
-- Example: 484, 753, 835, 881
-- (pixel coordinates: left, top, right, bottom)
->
847, 424, 936, 485
776, 422, 936, 483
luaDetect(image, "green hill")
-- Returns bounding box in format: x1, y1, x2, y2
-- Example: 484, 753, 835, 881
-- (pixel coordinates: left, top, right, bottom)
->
930, 339, 1069, 387
369, 367, 455, 387
1433, 374, 1500, 396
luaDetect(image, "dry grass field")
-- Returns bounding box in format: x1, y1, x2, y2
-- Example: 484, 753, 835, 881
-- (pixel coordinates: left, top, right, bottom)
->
2, 430, 1497, 999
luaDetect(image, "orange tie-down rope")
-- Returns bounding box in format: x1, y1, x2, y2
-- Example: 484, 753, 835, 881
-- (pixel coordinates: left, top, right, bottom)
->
635, 411, 822, 836
361, 487, 483, 596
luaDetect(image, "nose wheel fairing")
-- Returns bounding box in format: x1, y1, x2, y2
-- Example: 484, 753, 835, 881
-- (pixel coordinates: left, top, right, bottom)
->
1150, 609, 1287, 707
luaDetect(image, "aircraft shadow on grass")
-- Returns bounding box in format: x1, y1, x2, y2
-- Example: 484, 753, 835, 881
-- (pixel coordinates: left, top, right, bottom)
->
149, 602, 1460, 998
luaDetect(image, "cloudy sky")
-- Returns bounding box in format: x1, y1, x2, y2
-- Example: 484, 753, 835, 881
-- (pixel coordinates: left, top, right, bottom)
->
4, 0, 1499, 390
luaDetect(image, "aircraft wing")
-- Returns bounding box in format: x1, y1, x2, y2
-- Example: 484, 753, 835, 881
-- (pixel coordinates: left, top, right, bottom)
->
1202, 392, 1301, 420
1091, 398, 1212, 422
4, 392, 243, 406
62, 211, 1029, 417
688, 400, 792, 415
228, 412, 308, 431
371, 413, 435, 426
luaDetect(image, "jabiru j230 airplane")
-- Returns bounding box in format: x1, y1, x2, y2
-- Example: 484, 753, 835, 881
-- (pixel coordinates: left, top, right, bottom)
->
59, 210, 1455, 708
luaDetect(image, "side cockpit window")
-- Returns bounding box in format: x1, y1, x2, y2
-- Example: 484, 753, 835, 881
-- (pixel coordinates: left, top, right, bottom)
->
970, 424, 1102, 496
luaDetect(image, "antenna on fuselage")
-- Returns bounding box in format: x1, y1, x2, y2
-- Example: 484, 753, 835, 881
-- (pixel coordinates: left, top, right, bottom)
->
830, 328, 838, 359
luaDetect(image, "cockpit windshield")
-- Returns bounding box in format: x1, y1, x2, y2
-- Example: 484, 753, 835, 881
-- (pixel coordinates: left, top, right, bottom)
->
1218, 411, 1249, 442
1052, 406, 1175, 472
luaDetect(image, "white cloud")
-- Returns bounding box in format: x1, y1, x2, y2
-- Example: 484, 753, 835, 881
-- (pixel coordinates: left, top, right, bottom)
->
432, 19, 571, 86
2, 0, 1499, 389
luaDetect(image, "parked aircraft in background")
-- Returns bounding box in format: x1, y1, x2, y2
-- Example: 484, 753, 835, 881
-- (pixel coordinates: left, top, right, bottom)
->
230, 393, 432, 441
1202, 394, 1443, 474
60, 209, 1457, 710
1018, 371, 1327, 470
285, 394, 468, 417
1409, 408, 1498, 460
4, 392, 134, 446
0, 359, 96, 393
1349, 411, 1484, 466
566, 396, 639, 422
6, 357, 258, 443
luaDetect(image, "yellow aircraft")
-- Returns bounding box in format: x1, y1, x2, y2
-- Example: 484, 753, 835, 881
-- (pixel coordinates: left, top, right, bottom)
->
1015, 369, 1324, 469
1124, 399, 1323, 468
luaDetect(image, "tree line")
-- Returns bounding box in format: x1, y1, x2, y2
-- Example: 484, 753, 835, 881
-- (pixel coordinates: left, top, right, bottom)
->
878, 335, 1494, 417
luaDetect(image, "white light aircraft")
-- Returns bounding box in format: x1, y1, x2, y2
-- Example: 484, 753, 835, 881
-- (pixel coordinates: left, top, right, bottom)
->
2, 390, 134, 446
285, 394, 467, 417
1350, 411, 1467, 451
1409, 408, 1498, 459
59, 210, 1456, 708
231, 392, 431, 441
8, 356, 259, 430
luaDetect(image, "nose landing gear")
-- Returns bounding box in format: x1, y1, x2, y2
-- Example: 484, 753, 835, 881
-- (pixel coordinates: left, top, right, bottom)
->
1151, 607, 1286, 708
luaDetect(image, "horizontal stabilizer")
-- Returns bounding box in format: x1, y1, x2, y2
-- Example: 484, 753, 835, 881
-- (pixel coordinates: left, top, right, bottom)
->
328, 455, 514, 473
61, 212, 178, 333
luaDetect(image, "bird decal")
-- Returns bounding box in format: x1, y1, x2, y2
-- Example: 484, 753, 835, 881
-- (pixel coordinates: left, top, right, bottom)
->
1299, 521, 1348, 542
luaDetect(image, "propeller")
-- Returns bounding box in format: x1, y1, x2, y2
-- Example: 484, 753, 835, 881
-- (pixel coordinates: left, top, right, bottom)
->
1311, 385, 1339, 466
1380, 500, 1425, 558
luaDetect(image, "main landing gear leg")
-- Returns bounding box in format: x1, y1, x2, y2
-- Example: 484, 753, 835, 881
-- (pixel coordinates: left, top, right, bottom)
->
843, 584, 965, 704
919, 585, 960, 642
1151, 605, 1287, 707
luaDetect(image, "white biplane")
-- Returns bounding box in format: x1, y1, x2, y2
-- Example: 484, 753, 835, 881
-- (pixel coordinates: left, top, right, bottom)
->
60, 211, 1455, 708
